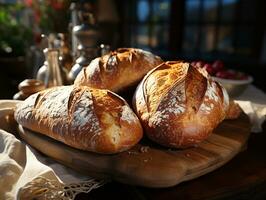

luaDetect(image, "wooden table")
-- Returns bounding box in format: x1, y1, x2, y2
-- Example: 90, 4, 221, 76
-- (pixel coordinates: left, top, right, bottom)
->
77, 121, 266, 200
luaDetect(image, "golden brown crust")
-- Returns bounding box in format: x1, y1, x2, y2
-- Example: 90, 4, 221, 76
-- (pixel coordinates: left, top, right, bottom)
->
14, 85, 143, 154
133, 61, 230, 148
74, 48, 163, 92
225, 101, 242, 119
18, 79, 45, 95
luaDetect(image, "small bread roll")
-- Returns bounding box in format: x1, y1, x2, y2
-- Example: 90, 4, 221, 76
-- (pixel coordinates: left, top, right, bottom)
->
18, 79, 45, 95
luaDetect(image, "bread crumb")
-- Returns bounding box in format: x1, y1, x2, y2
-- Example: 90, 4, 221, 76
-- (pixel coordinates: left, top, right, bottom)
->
143, 157, 152, 163
139, 146, 149, 153
127, 151, 139, 155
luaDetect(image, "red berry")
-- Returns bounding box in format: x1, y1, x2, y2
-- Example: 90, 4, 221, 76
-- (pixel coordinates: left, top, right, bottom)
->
215, 71, 227, 79
226, 70, 237, 79
215, 70, 236, 79
212, 60, 224, 73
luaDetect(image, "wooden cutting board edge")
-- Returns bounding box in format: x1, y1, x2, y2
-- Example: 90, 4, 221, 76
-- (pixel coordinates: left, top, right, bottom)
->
16, 112, 251, 188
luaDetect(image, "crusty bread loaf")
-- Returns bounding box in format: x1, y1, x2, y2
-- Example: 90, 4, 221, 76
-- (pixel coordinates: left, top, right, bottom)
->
226, 100, 242, 119
15, 85, 143, 154
133, 61, 230, 148
74, 48, 163, 92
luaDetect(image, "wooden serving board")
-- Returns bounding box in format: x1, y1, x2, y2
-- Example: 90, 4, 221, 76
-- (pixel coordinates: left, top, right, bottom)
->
17, 113, 251, 188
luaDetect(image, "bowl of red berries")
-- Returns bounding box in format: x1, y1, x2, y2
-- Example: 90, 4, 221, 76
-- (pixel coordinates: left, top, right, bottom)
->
191, 60, 253, 97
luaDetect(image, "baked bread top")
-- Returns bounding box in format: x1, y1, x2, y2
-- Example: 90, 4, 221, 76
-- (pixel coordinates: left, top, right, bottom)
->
74, 48, 163, 92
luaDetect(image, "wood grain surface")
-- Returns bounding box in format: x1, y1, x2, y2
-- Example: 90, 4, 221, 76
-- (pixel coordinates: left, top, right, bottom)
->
17, 113, 251, 188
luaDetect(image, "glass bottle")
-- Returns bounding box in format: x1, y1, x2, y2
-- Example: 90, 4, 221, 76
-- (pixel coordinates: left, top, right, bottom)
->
57, 33, 73, 72
43, 48, 63, 88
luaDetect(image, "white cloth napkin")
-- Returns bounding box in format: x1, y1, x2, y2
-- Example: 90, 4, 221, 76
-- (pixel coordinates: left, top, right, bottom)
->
235, 85, 266, 132
0, 101, 105, 200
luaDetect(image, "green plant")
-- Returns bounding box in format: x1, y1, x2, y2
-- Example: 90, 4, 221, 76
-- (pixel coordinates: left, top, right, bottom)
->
25, 0, 71, 34
0, 3, 32, 56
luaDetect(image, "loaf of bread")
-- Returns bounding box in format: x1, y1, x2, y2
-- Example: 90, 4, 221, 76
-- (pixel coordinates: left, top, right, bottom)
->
226, 100, 242, 119
74, 48, 163, 92
15, 85, 143, 154
133, 61, 230, 148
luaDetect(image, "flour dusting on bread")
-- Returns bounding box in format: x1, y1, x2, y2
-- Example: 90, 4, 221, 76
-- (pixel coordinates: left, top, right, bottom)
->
205, 80, 219, 102
15, 85, 143, 153
87, 58, 101, 80
15, 93, 38, 122
71, 89, 101, 135
149, 86, 186, 126
74, 48, 163, 93
121, 105, 138, 123
133, 61, 230, 148
199, 80, 220, 113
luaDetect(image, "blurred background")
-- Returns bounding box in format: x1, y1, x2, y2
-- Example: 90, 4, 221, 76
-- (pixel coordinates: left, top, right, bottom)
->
0, 0, 265, 99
